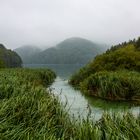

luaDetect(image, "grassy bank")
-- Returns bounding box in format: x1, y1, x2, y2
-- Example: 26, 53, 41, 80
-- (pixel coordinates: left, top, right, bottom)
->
69, 38, 140, 102
69, 44, 140, 87
0, 68, 74, 139
0, 69, 140, 139
80, 71, 140, 102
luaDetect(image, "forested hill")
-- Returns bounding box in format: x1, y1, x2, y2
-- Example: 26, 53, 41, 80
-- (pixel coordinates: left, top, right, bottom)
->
69, 37, 140, 102
70, 37, 140, 86
16, 37, 106, 64
14, 46, 41, 64
0, 44, 22, 68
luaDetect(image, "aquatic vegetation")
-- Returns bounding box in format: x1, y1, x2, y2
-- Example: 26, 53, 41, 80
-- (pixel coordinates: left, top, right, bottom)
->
80, 71, 140, 101
0, 68, 73, 139
74, 113, 140, 140
0, 69, 140, 139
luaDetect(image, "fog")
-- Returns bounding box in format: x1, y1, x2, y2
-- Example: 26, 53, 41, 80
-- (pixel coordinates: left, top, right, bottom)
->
0, 0, 140, 49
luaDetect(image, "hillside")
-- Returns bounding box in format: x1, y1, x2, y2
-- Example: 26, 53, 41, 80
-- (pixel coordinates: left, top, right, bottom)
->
0, 44, 22, 68
69, 37, 140, 102
14, 46, 41, 64
28, 37, 105, 64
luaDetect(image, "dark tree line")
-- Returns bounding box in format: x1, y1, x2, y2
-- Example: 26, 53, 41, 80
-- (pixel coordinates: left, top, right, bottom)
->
0, 44, 22, 68
106, 37, 140, 53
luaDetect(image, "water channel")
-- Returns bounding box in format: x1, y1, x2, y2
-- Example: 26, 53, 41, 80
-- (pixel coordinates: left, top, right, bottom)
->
24, 64, 140, 119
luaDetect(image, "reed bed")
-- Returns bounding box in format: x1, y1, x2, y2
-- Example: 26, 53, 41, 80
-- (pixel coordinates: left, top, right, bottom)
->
80, 71, 140, 101
0, 68, 74, 139
0, 69, 140, 139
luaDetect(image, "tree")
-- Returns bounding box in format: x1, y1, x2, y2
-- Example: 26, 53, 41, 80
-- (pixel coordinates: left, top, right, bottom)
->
0, 44, 22, 68
135, 37, 140, 50
0, 60, 5, 68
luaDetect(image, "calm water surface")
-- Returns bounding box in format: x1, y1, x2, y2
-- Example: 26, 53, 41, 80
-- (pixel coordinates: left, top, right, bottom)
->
24, 64, 140, 119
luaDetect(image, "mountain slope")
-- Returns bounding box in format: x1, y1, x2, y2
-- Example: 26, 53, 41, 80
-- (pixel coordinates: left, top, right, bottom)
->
14, 46, 41, 63
69, 37, 140, 86
0, 44, 22, 68
30, 37, 105, 64
69, 37, 140, 102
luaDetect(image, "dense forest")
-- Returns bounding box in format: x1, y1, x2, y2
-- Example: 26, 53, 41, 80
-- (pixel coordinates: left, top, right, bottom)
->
15, 37, 106, 64
69, 37, 140, 102
0, 44, 22, 68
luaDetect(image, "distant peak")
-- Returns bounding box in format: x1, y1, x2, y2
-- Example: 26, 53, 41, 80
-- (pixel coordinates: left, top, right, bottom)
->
63, 37, 92, 42
57, 37, 95, 46
65, 37, 85, 40
14, 45, 41, 51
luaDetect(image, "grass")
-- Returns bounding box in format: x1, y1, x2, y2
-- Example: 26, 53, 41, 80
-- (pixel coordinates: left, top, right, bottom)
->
0, 68, 74, 139
80, 71, 140, 102
69, 44, 140, 88
0, 68, 140, 139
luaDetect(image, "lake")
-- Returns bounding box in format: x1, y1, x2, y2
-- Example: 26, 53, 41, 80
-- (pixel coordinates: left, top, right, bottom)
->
24, 64, 140, 119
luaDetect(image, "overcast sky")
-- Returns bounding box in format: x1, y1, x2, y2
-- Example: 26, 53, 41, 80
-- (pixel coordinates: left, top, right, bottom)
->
0, 0, 140, 49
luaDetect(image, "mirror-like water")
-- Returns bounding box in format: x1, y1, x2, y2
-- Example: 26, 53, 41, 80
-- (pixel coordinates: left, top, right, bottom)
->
24, 64, 140, 119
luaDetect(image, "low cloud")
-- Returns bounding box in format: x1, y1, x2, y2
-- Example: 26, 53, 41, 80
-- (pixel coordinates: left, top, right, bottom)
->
0, 0, 140, 49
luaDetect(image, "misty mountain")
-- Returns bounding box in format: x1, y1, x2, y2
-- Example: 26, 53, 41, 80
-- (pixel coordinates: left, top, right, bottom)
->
14, 46, 42, 63
16, 37, 106, 64
0, 44, 22, 68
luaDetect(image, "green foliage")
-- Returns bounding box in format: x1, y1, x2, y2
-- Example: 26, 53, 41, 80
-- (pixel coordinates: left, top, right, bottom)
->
94, 45, 140, 71
74, 113, 140, 140
0, 44, 22, 68
80, 71, 140, 101
70, 43, 140, 87
0, 60, 5, 68
69, 37, 140, 103
106, 38, 136, 53
135, 37, 140, 50
1, 69, 140, 139
69, 64, 95, 87
0, 68, 73, 139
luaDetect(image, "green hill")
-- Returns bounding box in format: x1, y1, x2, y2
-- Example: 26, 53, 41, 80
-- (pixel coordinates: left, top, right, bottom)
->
69, 37, 140, 102
30, 37, 105, 64
14, 46, 41, 64
15, 37, 106, 64
0, 44, 22, 68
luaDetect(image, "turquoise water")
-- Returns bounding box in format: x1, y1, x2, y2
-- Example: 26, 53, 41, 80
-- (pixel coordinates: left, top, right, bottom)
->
24, 64, 140, 119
